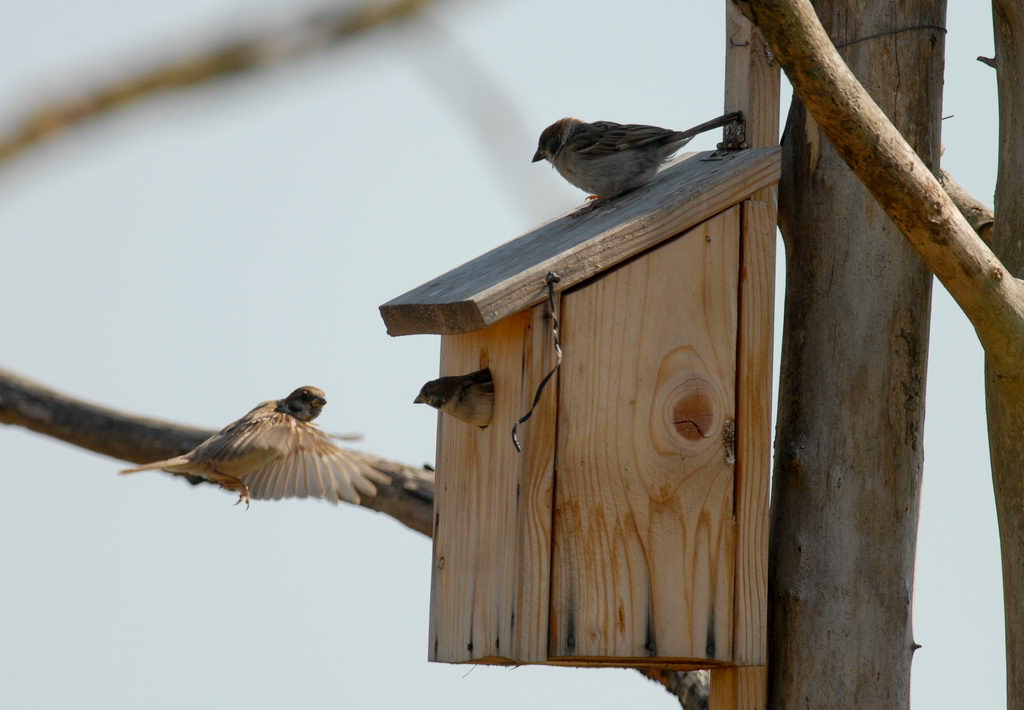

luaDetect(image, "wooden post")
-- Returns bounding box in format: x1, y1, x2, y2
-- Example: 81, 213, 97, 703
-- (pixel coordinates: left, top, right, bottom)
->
710, 1, 780, 707
724, 1, 781, 151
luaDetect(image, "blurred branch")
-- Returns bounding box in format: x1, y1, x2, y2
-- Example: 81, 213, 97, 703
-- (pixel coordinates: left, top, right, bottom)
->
940, 168, 994, 243
406, 14, 565, 221
0, 0, 435, 168
0, 367, 434, 535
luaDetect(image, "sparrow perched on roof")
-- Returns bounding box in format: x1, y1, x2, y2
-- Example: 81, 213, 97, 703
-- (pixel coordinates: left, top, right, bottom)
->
414, 368, 494, 428
119, 386, 382, 508
532, 118, 695, 199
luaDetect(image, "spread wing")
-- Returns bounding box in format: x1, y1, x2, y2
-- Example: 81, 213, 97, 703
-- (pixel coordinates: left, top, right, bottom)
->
238, 415, 383, 505
120, 402, 279, 475
173, 402, 283, 473
573, 121, 689, 158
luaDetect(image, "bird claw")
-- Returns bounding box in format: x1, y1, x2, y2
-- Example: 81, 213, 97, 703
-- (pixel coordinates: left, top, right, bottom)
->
571, 199, 602, 218
232, 486, 251, 510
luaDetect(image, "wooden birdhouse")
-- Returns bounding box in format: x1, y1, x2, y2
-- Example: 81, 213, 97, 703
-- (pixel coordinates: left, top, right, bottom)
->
381, 140, 778, 660
381, 10, 778, 705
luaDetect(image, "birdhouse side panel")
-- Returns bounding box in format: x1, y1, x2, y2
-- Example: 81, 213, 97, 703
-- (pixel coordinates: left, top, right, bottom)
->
730, 199, 775, 666
428, 304, 558, 664
550, 206, 740, 664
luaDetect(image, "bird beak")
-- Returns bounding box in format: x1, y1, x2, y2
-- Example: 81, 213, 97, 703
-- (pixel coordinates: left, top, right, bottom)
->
414, 393, 426, 404
531, 149, 545, 163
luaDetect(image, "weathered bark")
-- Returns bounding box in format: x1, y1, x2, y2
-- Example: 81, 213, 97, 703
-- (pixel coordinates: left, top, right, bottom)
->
0, 368, 435, 536
769, 1, 944, 706
940, 169, 994, 242
990, 2, 1024, 706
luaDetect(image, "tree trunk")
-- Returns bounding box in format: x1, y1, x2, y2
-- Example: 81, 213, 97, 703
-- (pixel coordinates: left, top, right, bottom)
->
771, 1, 945, 707
989, 2, 1024, 706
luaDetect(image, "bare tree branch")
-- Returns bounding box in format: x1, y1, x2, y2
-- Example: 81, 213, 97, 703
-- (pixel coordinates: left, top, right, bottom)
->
0, 0, 435, 168
0, 367, 434, 535
940, 169, 994, 243
737, 0, 1024, 374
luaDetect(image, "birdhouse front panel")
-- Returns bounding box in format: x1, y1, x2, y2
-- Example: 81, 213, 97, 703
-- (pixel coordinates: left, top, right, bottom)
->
425, 205, 758, 669
428, 304, 559, 664
550, 206, 739, 664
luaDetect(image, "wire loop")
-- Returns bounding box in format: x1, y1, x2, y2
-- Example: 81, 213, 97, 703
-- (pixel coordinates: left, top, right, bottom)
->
512, 272, 562, 453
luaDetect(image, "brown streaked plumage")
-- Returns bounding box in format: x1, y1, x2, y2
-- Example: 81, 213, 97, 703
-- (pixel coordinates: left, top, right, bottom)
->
414, 368, 494, 428
532, 117, 694, 199
119, 386, 382, 508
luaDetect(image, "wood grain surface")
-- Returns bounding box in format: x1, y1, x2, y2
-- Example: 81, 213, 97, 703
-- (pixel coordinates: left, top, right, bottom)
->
428, 304, 558, 663
549, 207, 741, 663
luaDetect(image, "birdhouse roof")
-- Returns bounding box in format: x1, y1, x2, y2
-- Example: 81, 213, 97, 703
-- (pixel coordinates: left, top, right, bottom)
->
379, 147, 780, 336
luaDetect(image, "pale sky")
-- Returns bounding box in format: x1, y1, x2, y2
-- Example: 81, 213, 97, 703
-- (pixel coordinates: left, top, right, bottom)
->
0, 1, 1003, 708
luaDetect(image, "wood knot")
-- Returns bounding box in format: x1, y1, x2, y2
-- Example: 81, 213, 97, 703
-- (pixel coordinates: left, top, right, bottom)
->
672, 391, 715, 439
659, 377, 723, 454
649, 347, 728, 459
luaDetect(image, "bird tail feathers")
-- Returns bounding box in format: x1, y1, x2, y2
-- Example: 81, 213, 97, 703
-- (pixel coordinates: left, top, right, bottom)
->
119, 456, 190, 474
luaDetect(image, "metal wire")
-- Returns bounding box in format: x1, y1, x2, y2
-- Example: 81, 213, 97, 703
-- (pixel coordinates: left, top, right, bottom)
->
512, 271, 562, 453
834, 24, 946, 49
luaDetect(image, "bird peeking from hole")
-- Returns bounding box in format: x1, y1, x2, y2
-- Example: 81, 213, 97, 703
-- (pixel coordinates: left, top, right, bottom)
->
414, 368, 494, 428
119, 386, 384, 508
532, 118, 695, 200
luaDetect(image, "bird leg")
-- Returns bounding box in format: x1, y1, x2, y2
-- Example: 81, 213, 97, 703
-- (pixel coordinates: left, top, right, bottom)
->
208, 472, 251, 510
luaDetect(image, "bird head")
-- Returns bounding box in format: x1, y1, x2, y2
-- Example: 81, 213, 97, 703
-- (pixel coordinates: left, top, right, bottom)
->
532, 117, 578, 163
281, 386, 327, 421
414, 379, 453, 409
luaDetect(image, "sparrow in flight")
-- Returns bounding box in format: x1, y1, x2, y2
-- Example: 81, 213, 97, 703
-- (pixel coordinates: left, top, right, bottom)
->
120, 386, 382, 508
